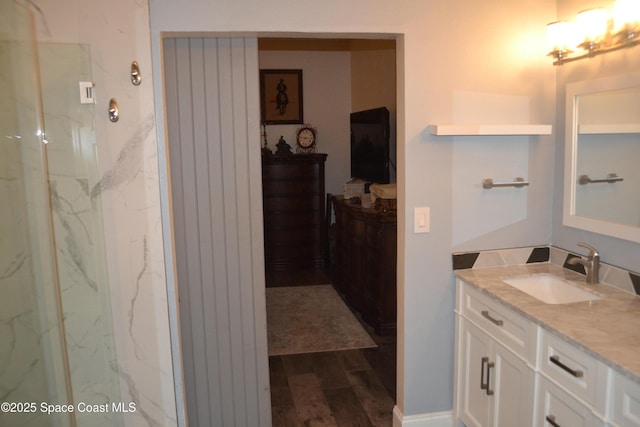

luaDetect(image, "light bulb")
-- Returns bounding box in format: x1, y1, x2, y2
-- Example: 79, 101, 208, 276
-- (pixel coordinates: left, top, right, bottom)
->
576, 8, 608, 43
547, 21, 576, 52
614, 0, 640, 32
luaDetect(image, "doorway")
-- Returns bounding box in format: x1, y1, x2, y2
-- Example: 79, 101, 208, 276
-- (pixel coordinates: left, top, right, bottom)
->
161, 33, 400, 426
259, 36, 398, 425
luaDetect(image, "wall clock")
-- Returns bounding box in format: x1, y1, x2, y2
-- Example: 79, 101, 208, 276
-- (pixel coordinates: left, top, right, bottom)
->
295, 124, 317, 153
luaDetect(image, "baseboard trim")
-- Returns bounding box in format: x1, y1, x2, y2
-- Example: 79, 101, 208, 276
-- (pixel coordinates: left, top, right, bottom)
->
393, 406, 454, 427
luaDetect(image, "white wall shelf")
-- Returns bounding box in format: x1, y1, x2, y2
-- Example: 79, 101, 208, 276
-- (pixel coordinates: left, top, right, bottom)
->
428, 124, 552, 136
578, 123, 640, 135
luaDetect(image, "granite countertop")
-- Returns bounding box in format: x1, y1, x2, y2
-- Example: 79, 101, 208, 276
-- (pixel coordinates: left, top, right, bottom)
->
455, 263, 640, 382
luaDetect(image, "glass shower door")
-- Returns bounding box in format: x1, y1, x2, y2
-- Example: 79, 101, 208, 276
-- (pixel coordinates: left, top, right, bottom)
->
39, 40, 123, 427
1, 2, 122, 426
0, 3, 73, 427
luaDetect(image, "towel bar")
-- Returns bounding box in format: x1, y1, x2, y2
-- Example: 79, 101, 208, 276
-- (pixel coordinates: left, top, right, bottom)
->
578, 173, 623, 185
482, 177, 529, 189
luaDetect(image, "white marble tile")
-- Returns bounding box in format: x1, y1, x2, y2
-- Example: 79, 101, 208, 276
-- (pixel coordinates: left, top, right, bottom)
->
13, 0, 180, 425
549, 245, 569, 266
499, 247, 535, 265
0, 41, 71, 427
114, 359, 178, 427
603, 265, 635, 294
473, 250, 506, 268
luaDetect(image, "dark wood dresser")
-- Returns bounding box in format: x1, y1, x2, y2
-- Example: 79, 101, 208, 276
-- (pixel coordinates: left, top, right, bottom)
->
332, 196, 397, 335
261, 154, 327, 284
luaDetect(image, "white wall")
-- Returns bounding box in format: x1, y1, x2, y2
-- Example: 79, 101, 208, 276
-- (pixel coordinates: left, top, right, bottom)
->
150, 0, 556, 420
259, 49, 351, 196
552, 0, 640, 271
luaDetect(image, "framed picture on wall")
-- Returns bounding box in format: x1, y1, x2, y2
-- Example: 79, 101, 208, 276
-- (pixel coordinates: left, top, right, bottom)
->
259, 69, 303, 124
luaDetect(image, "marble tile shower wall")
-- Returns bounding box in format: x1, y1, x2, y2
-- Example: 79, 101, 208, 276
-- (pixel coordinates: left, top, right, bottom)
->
42, 43, 123, 426
452, 245, 640, 296
0, 39, 70, 427
2, 0, 180, 426
1, 40, 127, 426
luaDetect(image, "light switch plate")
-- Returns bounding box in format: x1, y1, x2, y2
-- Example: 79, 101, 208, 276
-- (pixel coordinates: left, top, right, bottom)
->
414, 207, 430, 233
79, 81, 95, 104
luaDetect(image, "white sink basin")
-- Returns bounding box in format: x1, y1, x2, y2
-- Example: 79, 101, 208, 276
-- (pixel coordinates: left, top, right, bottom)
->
502, 274, 601, 305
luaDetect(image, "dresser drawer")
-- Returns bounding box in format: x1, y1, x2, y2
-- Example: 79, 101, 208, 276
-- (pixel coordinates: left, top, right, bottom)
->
610, 371, 640, 427
536, 375, 603, 427
261, 154, 327, 277
262, 195, 321, 212
262, 178, 321, 197
261, 163, 321, 181
539, 330, 608, 412
458, 281, 537, 363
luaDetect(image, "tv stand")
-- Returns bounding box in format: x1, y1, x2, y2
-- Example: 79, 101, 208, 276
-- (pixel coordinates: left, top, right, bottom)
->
332, 196, 397, 335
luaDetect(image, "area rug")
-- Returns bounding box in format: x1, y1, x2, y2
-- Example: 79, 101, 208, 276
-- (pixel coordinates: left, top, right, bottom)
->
266, 285, 377, 356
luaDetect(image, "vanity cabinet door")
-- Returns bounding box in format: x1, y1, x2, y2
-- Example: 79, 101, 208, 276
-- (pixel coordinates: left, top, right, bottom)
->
458, 317, 492, 427
458, 318, 535, 427
609, 371, 640, 427
491, 341, 535, 427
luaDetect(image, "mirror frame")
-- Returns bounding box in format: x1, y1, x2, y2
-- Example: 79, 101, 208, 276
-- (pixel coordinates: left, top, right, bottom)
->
563, 72, 640, 243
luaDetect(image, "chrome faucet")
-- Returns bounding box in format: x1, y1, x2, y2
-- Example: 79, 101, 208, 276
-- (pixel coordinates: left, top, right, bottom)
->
567, 242, 600, 284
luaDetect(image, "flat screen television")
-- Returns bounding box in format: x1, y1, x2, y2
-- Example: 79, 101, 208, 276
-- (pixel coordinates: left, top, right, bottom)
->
350, 107, 390, 184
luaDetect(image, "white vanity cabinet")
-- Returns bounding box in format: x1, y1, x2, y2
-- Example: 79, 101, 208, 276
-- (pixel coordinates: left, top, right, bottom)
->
454, 281, 536, 426
457, 317, 535, 426
610, 371, 640, 427
455, 277, 640, 427
536, 376, 602, 427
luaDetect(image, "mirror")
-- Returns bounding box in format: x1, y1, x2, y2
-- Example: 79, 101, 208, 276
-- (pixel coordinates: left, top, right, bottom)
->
564, 73, 640, 242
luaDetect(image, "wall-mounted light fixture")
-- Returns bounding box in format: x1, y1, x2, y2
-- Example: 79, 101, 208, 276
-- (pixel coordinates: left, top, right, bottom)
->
547, 0, 640, 65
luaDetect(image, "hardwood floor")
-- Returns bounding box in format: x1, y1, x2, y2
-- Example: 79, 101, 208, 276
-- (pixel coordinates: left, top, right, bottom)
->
267, 268, 397, 426
269, 346, 396, 427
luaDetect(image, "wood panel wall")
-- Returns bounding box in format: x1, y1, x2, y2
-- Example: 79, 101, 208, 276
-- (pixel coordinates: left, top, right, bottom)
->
163, 36, 271, 426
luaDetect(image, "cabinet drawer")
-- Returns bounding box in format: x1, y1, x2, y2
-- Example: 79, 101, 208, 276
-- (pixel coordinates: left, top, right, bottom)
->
536, 376, 603, 427
262, 163, 321, 181
610, 371, 640, 427
539, 330, 607, 412
263, 196, 321, 212
459, 281, 536, 363
263, 212, 321, 228
262, 179, 320, 197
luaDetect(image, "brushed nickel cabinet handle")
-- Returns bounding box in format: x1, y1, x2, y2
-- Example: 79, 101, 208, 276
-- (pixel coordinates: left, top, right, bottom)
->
550, 355, 583, 378
480, 357, 489, 391
486, 361, 495, 396
481, 310, 504, 326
